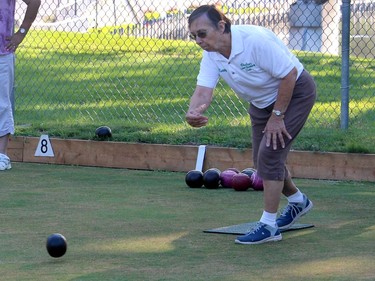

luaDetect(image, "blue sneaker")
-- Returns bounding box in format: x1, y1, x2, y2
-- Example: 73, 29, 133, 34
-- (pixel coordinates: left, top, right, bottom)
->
276, 194, 313, 230
235, 222, 282, 245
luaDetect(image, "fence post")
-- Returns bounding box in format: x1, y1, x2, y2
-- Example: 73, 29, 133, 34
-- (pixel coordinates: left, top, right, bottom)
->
341, 0, 350, 129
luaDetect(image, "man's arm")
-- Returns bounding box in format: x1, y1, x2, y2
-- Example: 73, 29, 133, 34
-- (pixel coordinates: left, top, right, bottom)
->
19, 0, 41, 32
6, 0, 40, 51
272, 67, 298, 116
263, 67, 297, 149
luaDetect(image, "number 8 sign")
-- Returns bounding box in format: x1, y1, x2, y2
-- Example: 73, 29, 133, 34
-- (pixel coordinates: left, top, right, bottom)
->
35, 135, 55, 157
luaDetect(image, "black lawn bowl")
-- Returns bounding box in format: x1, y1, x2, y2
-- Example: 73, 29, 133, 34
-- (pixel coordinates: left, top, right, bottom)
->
95, 126, 112, 139
185, 170, 204, 188
46, 233, 67, 258
203, 168, 221, 189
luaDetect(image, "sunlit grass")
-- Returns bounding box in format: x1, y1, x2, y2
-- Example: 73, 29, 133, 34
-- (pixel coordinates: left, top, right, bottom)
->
90, 232, 188, 254
283, 257, 375, 279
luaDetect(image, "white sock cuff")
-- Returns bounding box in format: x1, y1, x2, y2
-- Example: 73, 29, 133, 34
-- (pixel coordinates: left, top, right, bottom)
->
260, 211, 277, 228
287, 189, 304, 203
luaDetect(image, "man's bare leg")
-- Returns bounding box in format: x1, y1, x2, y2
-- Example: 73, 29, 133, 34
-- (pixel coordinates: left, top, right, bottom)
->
0, 134, 9, 154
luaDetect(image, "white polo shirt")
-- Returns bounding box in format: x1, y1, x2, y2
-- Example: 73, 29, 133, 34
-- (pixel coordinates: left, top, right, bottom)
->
196, 25, 304, 109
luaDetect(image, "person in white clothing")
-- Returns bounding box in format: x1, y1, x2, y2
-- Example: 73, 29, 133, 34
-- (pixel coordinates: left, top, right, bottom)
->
185, 5, 316, 244
0, 0, 40, 170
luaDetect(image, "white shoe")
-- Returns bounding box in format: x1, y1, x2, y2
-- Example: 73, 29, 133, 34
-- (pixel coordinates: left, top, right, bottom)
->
0, 153, 11, 170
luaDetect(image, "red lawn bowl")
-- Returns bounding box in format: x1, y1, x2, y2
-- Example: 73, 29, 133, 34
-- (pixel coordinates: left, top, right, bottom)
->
251, 171, 264, 191
227, 168, 240, 173
232, 173, 252, 191
220, 169, 238, 188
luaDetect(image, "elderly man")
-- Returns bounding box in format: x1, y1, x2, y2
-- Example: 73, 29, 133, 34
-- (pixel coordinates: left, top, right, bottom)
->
186, 5, 316, 244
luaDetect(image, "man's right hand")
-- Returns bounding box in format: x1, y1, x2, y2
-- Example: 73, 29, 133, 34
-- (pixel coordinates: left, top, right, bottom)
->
185, 104, 209, 127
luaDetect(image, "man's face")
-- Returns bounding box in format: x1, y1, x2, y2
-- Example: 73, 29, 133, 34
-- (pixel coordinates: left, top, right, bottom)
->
189, 14, 224, 52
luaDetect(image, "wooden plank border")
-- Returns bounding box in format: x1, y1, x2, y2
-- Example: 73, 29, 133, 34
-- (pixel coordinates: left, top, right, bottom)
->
8, 136, 375, 182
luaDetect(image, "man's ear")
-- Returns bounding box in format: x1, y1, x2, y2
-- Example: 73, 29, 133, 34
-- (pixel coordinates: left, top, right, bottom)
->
218, 20, 226, 33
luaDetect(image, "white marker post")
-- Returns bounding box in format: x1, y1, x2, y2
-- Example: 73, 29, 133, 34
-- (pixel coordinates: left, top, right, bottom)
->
195, 145, 206, 172
34, 134, 55, 157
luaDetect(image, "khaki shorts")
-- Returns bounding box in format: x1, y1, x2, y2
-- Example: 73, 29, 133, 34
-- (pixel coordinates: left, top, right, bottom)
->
0, 53, 15, 137
249, 70, 316, 181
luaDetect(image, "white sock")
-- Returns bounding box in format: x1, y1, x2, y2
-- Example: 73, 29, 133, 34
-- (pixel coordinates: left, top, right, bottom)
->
287, 189, 304, 203
260, 211, 277, 228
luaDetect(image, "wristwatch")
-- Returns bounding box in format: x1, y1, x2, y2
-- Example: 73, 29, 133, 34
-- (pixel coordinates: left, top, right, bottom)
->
272, 109, 284, 117
19, 28, 27, 34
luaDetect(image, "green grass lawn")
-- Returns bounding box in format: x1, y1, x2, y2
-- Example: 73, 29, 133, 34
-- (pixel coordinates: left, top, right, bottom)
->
1, 163, 374, 280
13, 30, 375, 153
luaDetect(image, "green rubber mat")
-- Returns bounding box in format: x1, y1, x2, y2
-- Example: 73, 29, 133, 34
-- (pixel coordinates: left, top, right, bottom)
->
204, 222, 314, 235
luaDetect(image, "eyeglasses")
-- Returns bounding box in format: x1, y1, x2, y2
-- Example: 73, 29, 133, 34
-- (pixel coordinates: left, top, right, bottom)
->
189, 30, 207, 40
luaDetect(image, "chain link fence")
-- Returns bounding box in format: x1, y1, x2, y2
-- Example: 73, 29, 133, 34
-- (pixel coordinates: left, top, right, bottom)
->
13, 0, 375, 151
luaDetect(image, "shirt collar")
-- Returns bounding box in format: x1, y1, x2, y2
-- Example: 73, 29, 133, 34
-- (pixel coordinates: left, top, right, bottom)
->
211, 26, 244, 61
230, 27, 244, 58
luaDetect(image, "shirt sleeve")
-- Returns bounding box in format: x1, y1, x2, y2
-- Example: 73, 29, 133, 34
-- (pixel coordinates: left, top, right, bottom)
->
196, 51, 220, 89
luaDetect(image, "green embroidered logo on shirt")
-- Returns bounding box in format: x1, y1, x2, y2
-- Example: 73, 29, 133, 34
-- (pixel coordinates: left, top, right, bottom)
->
240, 62, 256, 71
